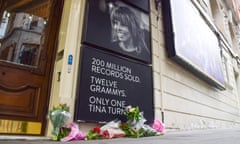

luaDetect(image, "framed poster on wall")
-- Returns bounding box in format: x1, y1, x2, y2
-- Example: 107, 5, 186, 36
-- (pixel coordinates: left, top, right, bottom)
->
75, 46, 154, 123
161, 0, 225, 90
82, 0, 151, 63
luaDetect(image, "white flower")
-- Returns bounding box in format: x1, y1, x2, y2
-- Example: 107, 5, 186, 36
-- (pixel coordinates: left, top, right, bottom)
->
129, 108, 135, 113
125, 105, 132, 112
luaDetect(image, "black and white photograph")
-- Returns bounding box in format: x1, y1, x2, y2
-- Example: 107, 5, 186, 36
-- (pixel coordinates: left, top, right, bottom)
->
83, 0, 151, 63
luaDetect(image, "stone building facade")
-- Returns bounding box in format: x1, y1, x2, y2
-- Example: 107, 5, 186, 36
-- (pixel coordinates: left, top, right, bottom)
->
46, 0, 240, 134
1, 0, 240, 136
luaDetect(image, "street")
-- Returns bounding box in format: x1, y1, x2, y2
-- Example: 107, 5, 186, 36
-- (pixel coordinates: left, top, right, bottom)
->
1, 128, 240, 144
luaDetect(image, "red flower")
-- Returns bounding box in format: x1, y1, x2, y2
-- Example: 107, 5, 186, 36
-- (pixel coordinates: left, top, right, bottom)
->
93, 126, 101, 134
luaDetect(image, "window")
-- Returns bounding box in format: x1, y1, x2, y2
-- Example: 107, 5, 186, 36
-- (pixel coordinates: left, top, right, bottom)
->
18, 44, 39, 66
0, 1, 49, 67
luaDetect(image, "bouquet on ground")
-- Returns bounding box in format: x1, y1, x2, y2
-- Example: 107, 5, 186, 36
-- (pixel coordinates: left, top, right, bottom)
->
121, 105, 163, 137
152, 119, 166, 134
49, 103, 85, 141
85, 105, 165, 140
86, 120, 125, 140
86, 126, 103, 140
100, 120, 125, 139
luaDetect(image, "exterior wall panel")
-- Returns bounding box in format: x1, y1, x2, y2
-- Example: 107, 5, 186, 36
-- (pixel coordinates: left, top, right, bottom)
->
151, 0, 240, 130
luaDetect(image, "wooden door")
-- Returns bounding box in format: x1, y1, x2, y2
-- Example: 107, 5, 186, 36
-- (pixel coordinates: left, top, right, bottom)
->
0, 0, 64, 135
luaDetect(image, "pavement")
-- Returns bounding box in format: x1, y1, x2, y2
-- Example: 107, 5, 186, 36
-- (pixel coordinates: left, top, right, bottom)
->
0, 128, 240, 144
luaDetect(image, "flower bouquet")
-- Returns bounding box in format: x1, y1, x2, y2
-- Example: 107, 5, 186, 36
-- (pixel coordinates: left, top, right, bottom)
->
85, 105, 165, 140
49, 103, 85, 141
152, 119, 166, 134
86, 126, 103, 140
49, 104, 71, 140
121, 105, 161, 137
86, 120, 125, 140
100, 120, 125, 139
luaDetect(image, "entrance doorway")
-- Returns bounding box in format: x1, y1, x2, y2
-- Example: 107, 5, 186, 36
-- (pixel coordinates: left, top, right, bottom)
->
0, 0, 64, 135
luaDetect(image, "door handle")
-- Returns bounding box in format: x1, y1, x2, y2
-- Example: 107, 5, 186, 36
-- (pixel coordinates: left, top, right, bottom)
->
57, 72, 61, 82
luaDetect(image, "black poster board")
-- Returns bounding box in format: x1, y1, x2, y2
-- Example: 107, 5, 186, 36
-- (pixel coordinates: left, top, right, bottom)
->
75, 46, 154, 123
123, 0, 149, 12
82, 0, 151, 64
161, 0, 225, 90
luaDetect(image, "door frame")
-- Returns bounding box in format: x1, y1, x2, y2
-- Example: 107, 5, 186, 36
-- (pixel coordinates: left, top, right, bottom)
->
0, 0, 64, 135
40, 0, 65, 135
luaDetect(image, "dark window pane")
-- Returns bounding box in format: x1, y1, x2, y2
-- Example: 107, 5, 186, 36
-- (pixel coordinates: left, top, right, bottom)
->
0, 0, 50, 67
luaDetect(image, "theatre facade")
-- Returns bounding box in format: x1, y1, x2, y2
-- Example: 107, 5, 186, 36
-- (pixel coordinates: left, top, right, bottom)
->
0, 0, 240, 136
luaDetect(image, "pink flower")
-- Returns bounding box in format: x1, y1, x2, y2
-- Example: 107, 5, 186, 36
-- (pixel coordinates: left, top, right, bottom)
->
102, 130, 110, 138
152, 119, 165, 133
61, 123, 85, 142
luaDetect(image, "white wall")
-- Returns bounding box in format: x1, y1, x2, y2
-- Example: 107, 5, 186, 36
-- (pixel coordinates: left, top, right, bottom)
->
151, 0, 240, 130
47, 0, 86, 135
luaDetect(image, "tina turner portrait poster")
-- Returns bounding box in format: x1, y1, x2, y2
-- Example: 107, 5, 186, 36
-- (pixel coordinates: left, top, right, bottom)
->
83, 0, 151, 64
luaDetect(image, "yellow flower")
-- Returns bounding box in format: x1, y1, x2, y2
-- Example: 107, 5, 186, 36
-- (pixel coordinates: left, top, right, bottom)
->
129, 108, 135, 113
125, 105, 132, 112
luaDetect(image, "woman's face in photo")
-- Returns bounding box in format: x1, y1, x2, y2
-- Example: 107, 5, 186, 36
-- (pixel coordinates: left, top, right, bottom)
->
113, 20, 131, 42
